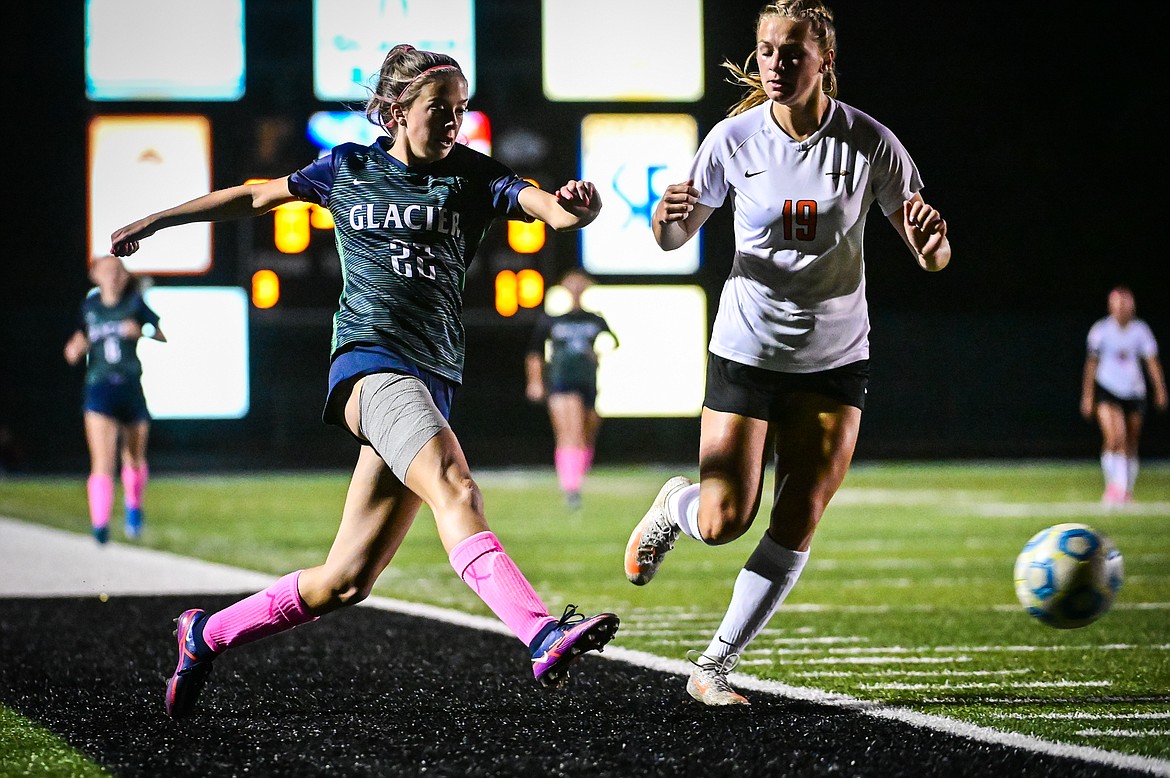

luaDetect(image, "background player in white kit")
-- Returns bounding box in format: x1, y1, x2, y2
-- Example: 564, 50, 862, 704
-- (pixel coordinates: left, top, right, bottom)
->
1080, 285, 1167, 504
623, 0, 951, 705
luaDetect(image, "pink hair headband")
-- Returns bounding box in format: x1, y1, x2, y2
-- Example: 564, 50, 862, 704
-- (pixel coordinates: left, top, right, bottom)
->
396, 64, 462, 101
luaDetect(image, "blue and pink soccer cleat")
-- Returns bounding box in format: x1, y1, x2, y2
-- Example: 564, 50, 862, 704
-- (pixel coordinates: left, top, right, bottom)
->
529, 605, 619, 688
165, 609, 216, 719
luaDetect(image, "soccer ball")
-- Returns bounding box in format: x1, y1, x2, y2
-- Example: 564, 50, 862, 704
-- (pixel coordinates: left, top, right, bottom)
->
1013, 523, 1123, 629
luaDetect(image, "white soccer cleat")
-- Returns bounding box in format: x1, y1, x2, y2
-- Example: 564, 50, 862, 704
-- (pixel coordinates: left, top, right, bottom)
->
685, 651, 750, 706
624, 476, 691, 586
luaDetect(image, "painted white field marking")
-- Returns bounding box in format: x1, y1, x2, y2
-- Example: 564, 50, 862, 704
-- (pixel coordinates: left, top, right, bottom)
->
862, 680, 1112, 691
774, 655, 975, 665
5, 515, 1169, 777
1077, 729, 1170, 738
356, 594, 1170, 776
996, 712, 1170, 720
791, 669, 1031, 678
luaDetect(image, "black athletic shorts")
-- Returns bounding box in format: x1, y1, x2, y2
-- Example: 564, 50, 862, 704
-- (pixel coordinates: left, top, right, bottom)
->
1094, 383, 1147, 416
704, 353, 869, 421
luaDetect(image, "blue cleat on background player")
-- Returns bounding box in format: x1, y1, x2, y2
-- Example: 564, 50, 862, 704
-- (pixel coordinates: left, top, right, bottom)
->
529, 605, 619, 688
124, 506, 144, 539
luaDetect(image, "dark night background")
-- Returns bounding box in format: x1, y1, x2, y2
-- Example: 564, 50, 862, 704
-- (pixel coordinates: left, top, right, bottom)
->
2, 1, 1166, 474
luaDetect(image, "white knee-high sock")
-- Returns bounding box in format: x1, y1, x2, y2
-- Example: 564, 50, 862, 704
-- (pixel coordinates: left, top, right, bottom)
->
1102, 452, 1127, 490
703, 533, 809, 661
668, 483, 705, 542
1126, 456, 1139, 493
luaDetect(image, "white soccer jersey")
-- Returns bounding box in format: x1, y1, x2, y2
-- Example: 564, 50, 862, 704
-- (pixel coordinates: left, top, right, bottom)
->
1087, 316, 1159, 399
691, 99, 922, 372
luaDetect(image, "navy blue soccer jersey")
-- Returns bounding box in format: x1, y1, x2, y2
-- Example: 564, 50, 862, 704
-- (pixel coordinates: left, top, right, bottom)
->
527, 309, 616, 388
78, 288, 160, 386
288, 137, 533, 384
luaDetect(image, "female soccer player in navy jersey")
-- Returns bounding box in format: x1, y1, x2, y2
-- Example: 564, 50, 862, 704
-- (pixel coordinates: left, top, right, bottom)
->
525, 269, 617, 510
64, 256, 166, 544
111, 44, 618, 718
622, 0, 952, 705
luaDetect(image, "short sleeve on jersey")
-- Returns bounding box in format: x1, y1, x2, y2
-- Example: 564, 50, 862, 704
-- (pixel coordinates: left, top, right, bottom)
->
689, 129, 731, 209
288, 144, 357, 206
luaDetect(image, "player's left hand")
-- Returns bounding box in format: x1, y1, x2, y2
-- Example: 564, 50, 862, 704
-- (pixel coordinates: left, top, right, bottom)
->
903, 199, 947, 254
555, 180, 602, 224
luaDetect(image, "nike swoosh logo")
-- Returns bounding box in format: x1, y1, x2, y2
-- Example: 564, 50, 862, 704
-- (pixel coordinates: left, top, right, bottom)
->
745, 170, 766, 178
353, 179, 372, 185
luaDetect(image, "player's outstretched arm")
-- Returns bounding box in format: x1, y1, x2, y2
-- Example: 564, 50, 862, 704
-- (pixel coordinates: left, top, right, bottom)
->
111, 177, 299, 257
652, 180, 711, 252
519, 180, 602, 231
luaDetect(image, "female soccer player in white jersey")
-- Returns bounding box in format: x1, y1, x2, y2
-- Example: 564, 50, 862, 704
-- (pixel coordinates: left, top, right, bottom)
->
1080, 286, 1167, 504
623, 0, 952, 705
111, 44, 619, 719
64, 256, 166, 544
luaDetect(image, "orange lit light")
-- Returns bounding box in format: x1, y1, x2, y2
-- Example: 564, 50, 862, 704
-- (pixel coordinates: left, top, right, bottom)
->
516, 268, 544, 308
495, 270, 519, 317
251, 269, 280, 309
507, 179, 545, 253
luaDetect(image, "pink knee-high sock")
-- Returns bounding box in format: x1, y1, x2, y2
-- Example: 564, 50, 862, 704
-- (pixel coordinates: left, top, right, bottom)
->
555, 447, 586, 493
121, 463, 148, 509
86, 474, 114, 529
583, 447, 594, 474
201, 571, 318, 654
554, 448, 574, 492
449, 531, 554, 646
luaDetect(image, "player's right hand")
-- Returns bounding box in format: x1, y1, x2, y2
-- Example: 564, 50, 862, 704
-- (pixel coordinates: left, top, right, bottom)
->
657, 180, 698, 224
110, 220, 155, 257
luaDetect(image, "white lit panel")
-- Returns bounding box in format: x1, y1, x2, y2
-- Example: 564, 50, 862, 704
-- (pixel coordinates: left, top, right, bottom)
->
138, 287, 250, 420
89, 115, 213, 274
580, 114, 699, 275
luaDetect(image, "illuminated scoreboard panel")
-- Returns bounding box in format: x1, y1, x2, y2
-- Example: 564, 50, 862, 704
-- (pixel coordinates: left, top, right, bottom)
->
137, 287, 250, 420
313, 0, 477, 101
88, 116, 213, 274
542, 0, 703, 102
580, 114, 700, 276
544, 284, 707, 418
85, 0, 245, 101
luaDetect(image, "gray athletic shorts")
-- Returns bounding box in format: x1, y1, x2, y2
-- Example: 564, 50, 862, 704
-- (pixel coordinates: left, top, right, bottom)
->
358, 372, 451, 478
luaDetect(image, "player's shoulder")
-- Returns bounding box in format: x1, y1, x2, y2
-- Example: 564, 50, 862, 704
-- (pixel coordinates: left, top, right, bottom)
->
830, 99, 904, 149
707, 103, 770, 145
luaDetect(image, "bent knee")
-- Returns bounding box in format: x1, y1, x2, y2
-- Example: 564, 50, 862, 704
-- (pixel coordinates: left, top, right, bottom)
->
697, 508, 753, 545
302, 572, 376, 611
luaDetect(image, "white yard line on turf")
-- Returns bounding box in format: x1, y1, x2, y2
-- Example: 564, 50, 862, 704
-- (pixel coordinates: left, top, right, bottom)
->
2, 516, 1168, 777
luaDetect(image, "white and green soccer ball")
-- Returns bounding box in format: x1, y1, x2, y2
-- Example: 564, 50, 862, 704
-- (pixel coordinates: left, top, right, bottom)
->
1013, 523, 1124, 629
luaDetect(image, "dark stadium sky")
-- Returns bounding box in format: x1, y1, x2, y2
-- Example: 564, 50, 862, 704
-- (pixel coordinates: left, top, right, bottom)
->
3, 2, 1165, 469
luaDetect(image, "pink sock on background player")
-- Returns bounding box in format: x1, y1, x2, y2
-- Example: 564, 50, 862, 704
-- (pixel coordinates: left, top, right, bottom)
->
583, 446, 594, 474
449, 530, 554, 645
121, 463, 148, 509
86, 473, 113, 529
201, 571, 318, 653
554, 448, 574, 492
555, 447, 586, 493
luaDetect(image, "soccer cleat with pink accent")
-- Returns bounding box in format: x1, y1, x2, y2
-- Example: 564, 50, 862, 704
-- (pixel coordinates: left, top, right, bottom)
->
165, 609, 216, 719
530, 605, 620, 689
1102, 484, 1128, 505
685, 651, 750, 706
624, 476, 692, 585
